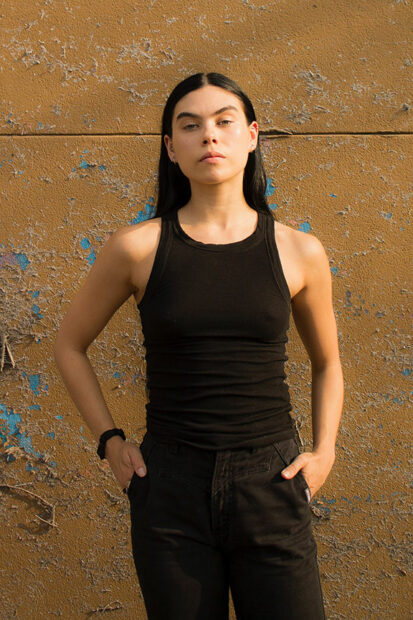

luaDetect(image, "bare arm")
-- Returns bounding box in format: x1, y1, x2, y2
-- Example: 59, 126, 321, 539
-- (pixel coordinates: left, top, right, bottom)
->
54, 227, 146, 488
281, 235, 344, 498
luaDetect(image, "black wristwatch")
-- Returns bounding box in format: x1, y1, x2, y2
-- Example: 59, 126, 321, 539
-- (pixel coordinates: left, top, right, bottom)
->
97, 428, 126, 460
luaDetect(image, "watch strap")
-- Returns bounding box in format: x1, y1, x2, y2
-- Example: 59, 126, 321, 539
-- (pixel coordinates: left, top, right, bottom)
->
97, 427, 126, 460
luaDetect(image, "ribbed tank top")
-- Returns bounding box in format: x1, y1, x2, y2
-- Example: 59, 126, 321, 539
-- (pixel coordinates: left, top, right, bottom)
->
137, 208, 296, 450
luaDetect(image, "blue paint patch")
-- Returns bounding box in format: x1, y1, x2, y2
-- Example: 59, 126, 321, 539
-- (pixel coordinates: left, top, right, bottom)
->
402, 369, 412, 376
0, 404, 44, 460
0, 404, 20, 434
0, 420, 7, 443
113, 372, 121, 379
55, 415, 63, 420
15, 253, 30, 271
31, 290, 40, 298
86, 249, 96, 265
32, 304, 43, 318
79, 158, 91, 169
268, 203, 278, 210
46, 432, 55, 439
80, 237, 96, 264
129, 197, 156, 225
331, 267, 338, 275
329, 193, 337, 197
19, 434, 35, 452
265, 178, 276, 198
99, 165, 106, 171
385, 212, 392, 219
26, 462, 40, 472
29, 374, 40, 394
20, 373, 47, 395
28, 404, 40, 411
298, 221, 311, 233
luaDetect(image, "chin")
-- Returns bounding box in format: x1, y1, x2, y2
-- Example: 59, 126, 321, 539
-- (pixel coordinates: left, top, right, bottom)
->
185, 169, 228, 183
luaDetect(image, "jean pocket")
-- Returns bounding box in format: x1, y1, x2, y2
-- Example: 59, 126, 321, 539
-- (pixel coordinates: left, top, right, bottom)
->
127, 433, 156, 499
272, 438, 311, 504
297, 470, 312, 503
126, 471, 137, 497
272, 437, 299, 467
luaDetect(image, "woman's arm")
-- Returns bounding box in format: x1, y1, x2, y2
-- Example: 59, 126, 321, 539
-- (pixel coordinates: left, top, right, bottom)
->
281, 234, 344, 499
53, 227, 148, 489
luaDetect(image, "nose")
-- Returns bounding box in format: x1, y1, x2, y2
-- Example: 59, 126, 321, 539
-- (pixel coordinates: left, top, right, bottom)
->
203, 135, 217, 144
202, 121, 217, 144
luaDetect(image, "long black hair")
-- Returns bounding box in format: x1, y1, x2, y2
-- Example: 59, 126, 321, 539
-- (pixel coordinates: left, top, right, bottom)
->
154, 72, 275, 218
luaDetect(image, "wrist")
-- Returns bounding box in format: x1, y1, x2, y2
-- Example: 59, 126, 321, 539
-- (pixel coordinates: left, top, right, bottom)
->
312, 445, 336, 461
97, 427, 126, 460
105, 435, 125, 459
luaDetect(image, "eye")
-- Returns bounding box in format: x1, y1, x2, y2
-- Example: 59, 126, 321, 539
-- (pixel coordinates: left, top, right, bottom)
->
183, 123, 197, 130
218, 119, 232, 125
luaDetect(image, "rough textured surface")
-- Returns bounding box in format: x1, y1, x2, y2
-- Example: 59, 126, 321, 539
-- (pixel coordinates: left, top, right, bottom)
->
0, 1, 411, 618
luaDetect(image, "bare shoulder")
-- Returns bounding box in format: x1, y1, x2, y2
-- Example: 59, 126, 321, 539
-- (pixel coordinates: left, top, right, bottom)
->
106, 217, 162, 302
274, 219, 326, 259
272, 219, 330, 297
110, 216, 162, 259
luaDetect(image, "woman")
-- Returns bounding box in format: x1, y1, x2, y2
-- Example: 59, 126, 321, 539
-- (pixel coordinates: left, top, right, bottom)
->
54, 72, 343, 619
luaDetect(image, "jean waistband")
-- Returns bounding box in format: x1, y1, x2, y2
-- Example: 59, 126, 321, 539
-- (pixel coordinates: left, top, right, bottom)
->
144, 429, 285, 456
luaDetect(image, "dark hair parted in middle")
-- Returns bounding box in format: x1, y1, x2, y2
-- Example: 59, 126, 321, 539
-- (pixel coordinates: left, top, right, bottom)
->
155, 72, 275, 219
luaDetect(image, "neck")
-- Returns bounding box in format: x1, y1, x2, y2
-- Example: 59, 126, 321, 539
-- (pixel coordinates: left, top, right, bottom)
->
181, 177, 254, 227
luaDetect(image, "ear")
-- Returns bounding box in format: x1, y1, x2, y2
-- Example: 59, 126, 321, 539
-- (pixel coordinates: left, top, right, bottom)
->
248, 121, 259, 151
164, 134, 175, 162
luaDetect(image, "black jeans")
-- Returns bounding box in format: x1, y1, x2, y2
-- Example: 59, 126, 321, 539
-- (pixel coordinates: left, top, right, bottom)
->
127, 431, 326, 620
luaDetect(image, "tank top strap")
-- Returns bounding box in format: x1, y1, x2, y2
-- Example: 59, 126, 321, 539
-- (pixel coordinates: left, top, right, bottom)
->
262, 212, 291, 305
137, 213, 173, 308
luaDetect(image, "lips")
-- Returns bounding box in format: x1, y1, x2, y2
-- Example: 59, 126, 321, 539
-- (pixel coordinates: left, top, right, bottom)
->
200, 151, 225, 161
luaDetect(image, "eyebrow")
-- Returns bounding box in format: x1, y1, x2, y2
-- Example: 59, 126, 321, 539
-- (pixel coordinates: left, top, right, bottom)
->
175, 105, 239, 122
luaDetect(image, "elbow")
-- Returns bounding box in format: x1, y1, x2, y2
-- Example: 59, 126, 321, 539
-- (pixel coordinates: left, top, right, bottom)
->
53, 329, 87, 366
311, 358, 343, 377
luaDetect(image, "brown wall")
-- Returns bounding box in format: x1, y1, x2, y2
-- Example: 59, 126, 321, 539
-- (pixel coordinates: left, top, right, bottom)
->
0, 1, 411, 618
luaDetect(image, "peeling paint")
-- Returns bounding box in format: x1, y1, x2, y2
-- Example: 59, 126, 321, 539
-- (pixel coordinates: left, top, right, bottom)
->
0, 1, 411, 616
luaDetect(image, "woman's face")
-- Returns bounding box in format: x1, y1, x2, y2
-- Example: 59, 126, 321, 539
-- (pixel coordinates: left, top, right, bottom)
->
164, 84, 258, 186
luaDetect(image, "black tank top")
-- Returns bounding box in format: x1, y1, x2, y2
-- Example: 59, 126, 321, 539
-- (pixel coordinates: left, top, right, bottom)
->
137, 208, 296, 450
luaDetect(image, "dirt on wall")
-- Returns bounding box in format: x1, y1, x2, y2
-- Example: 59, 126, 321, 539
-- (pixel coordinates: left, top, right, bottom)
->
0, 1, 412, 618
